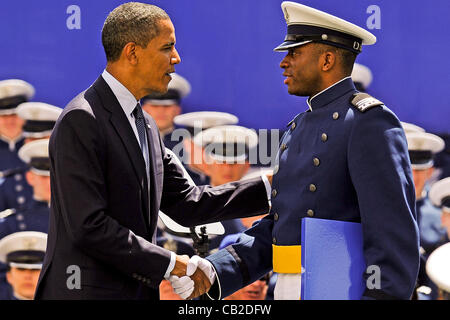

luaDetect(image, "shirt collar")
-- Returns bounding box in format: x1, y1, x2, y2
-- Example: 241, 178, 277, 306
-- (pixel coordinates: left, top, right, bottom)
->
306, 76, 355, 111
101, 69, 138, 117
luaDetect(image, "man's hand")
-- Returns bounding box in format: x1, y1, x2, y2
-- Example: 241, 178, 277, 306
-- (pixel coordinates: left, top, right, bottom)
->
266, 173, 273, 185
170, 254, 189, 277
169, 255, 216, 299
186, 256, 215, 299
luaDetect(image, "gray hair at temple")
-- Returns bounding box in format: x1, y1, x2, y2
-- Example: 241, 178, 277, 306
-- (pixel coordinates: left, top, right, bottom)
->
101, 2, 170, 62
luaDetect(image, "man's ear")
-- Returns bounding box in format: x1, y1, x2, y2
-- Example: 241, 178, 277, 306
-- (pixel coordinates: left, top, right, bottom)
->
25, 171, 34, 187
6, 271, 12, 285
321, 51, 336, 72
122, 42, 138, 65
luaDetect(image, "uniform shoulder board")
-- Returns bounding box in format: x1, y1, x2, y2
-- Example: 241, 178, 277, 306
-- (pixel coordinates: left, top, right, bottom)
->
0, 208, 17, 219
350, 93, 384, 112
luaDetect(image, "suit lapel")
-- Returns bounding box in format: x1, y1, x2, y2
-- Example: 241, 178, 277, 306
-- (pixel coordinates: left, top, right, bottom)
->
143, 114, 164, 235
92, 76, 151, 227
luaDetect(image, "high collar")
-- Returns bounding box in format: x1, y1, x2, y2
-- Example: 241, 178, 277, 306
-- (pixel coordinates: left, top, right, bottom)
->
0, 133, 24, 151
101, 69, 138, 117
307, 76, 355, 111
32, 196, 50, 207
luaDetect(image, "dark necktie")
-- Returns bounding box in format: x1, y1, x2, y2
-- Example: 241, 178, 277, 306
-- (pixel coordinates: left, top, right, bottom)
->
133, 103, 150, 183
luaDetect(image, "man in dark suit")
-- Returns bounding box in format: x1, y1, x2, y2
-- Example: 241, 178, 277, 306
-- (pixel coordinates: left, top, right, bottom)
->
34, 2, 270, 300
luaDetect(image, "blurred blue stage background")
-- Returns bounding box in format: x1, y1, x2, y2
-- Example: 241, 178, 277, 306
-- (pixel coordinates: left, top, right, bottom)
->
1, 0, 449, 134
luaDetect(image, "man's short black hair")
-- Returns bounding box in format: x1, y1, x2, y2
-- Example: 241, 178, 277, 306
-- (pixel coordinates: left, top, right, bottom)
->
101, 2, 170, 62
316, 43, 357, 75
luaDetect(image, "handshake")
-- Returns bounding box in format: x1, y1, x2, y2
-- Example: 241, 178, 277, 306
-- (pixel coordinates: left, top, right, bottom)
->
167, 255, 216, 300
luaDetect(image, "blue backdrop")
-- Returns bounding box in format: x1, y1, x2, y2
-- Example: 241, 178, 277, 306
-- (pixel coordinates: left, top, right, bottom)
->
1, 0, 449, 133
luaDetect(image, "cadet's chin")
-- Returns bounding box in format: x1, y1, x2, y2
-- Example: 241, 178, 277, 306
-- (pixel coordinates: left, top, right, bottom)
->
287, 86, 308, 97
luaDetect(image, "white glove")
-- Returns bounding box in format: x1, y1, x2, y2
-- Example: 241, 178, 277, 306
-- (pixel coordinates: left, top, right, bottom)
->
168, 275, 194, 300
186, 255, 216, 285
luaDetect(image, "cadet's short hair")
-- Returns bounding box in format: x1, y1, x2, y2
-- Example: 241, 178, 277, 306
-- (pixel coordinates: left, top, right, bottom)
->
315, 43, 357, 75
102, 2, 170, 62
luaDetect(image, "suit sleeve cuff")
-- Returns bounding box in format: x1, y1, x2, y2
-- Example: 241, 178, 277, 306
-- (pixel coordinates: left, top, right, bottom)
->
163, 251, 176, 279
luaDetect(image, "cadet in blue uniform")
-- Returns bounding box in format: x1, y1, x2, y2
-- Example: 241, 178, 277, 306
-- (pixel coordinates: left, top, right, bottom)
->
141, 73, 191, 151
173, 111, 239, 186
0, 139, 51, 298
0, 102, 61, 211
405, 130, 446, 251
193, 125, 264, 252
429, 177, 450, 244
0, 231, 47, 300
0, 79, 35, 172
176, 2, 419, 300
405, 130, 446, 299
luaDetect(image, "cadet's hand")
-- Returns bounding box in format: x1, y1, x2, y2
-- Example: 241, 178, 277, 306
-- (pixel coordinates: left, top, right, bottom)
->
168, 275, 194, 299
185, 255, 215, 299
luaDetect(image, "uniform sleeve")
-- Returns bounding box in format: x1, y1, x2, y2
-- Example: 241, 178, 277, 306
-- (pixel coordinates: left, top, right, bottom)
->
347, 106, 420, 299
206, 214, 274, 299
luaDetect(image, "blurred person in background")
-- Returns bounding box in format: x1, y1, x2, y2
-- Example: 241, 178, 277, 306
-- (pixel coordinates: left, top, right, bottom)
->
0, 231, 47, 300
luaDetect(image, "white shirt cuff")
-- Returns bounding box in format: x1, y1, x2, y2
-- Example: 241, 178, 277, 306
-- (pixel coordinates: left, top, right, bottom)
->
164, 251, 176, 279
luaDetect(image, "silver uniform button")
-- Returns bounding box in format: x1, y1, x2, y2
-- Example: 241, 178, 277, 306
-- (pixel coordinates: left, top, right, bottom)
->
321, 133, 328, 142
333, 112, 339, 120
271, 189, 278, 198
272, 237, 277, 244
17, 196, 25, 204
280, 144, 287, 151
313, 158, 320, 167
16, 214, 24, 221
309, 184, 317, 192
19, 223, 26, 230
307, 209, 314, 217
14, 174, 22, 181
15, 184, 23, 192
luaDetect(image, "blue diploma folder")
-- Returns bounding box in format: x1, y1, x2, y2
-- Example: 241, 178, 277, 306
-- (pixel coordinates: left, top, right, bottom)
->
300, 218, 366, 300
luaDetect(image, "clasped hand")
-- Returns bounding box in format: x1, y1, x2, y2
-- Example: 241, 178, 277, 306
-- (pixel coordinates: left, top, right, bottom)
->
168, 255, 216, 299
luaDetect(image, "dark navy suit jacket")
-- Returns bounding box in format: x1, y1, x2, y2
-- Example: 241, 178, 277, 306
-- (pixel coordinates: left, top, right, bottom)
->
34, 76, 269, 300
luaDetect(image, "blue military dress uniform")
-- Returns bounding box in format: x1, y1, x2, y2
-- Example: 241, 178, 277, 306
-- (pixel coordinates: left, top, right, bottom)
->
0, 137, 25, 171
418, 196, 448, 253
206, 77, 420, 300
0, 199, 49, 299
0, 137, 33, 214
0, 171, 33, 212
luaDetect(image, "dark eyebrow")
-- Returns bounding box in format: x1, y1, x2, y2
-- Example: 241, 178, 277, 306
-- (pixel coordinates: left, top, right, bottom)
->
162, 41, 175, 48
